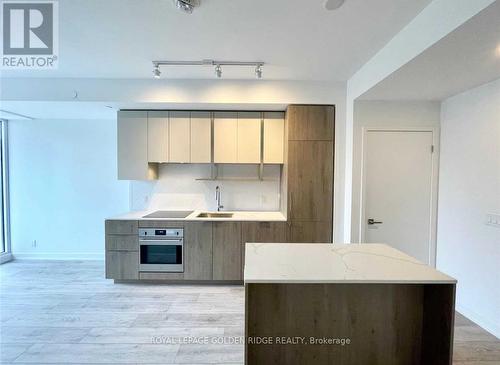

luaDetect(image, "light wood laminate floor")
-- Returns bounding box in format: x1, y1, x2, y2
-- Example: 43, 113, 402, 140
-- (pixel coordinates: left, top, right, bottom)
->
1, 260, 498, 364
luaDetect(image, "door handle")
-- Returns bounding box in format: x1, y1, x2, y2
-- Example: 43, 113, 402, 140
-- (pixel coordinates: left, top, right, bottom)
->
367, 218, 383, 225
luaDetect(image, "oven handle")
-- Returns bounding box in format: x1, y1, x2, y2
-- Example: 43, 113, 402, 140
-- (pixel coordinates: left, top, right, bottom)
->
139, 239, 183, 246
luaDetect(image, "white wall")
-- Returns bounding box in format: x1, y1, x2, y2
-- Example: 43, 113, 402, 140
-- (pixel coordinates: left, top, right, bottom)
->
351, 101, 441, 242
130, 164, 281, 212
8, 119, 129, 259
437, 79, 500, 337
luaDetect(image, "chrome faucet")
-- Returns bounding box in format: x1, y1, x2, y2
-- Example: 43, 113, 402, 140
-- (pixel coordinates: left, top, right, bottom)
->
215, 186, 224, 211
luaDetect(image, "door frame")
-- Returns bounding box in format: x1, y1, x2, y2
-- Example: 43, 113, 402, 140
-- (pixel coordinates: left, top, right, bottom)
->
358, 127, 440, 266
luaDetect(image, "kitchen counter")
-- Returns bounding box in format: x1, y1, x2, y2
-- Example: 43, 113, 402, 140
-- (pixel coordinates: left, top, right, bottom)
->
244, 243, 456, 284
244, 243, 457, 365
107, 210, 287, 222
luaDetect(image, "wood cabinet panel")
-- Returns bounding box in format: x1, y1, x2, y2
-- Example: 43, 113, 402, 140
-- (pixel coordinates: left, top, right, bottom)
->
263, 112, 285, 163
147, 111, 169, 163
287, 141, 333, 222
138, 220, 185, 228
237, 112, 261, 163
105, 220, 138, 235
184, 222, 213, 280
105, 251, 139, 280
118, 111, 157, 180
213, 222, 242, 280
190, 111, 212, 163
169, 111, 191, 163
105, 235, 138, 251
214, 112, 238, 163
286, 221, 332, 243
287, 105, 334, 141
139, 272, 184, 280
241, 222, 287, 277
241, 222, 287, 244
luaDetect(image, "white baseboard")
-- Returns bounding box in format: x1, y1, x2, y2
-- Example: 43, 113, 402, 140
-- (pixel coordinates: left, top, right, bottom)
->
0, 252, 13, 264
456, 304, 500, 339
12, 252, 104, 260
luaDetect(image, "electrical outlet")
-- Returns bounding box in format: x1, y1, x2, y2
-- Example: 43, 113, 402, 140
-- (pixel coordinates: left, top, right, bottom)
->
486, 213, 500, 227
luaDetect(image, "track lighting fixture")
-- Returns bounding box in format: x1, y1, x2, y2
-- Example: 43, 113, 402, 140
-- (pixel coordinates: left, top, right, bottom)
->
151, 60, 264, 79
255, 64, 263, 79
324, 0, 345, 10
214, 64, 222, 78
152, 64, 161, 79
174, 0, 199, 14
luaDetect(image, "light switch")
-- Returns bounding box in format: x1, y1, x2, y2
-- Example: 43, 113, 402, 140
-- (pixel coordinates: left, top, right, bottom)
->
486, 213, 500, 227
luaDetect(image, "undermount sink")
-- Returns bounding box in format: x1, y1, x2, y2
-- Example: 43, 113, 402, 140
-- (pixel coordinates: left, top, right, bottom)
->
196, 212, 234, 218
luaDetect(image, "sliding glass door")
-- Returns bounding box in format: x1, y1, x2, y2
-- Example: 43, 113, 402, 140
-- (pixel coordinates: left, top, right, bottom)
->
0, 120, 10, 261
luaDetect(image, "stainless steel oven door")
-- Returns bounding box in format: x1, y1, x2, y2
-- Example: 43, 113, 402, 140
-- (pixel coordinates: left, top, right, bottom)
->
139, 239, 184, 272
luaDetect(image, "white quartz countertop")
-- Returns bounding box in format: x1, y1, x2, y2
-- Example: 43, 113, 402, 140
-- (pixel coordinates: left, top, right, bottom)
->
244, 243, 456, 284
107, 210, 287, 222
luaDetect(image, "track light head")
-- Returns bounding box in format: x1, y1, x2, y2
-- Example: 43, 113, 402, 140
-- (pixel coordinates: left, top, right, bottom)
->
153, 65, 161, 79
215, 64, 222, 78
255, 64, 263, 79
174, 0, 199, 14
324, 0, 345, 10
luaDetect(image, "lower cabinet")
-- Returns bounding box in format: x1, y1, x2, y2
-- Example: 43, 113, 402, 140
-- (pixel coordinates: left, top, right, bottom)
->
105, 250, 139, 280
241, 222, 287, 277
286, 221, 332, 243
105, 219, 331, 282
241, 222, 287, 244
213, 222, 242, 281
184, 222, 213, 280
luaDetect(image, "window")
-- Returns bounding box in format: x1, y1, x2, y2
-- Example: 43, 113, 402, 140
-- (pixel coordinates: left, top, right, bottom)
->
0, 120, 11, 263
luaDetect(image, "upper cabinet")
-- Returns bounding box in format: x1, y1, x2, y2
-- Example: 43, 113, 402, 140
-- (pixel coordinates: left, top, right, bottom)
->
237, 112, 261, 164
117, 111, 158, 180
117, 110, 285, 180
263, 112, 285, 164
190, 112, 212, 163
214, 112, 238, 163
147, 111, 169, 163
169, 111, 191, 163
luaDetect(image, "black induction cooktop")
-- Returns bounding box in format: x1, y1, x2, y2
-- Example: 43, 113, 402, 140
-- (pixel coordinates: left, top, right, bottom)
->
142, 210, 194, 219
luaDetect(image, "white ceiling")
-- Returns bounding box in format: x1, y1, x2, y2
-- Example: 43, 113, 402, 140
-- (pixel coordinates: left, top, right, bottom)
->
360, 1, 500, 101
0, 0, 432, 81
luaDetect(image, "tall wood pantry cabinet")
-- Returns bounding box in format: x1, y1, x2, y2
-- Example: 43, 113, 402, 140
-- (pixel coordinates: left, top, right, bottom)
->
285, 105, 335, 243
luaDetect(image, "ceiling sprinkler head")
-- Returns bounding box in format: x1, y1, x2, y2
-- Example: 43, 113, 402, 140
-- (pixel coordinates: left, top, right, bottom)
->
153, 65, 161, 78
215, 64, 222, 78
324, 0, 345, 10
255, 64, 263, 79
174, 0, 199, 14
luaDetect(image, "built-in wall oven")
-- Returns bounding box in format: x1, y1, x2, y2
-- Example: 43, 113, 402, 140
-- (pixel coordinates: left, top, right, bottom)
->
138, 228, 184, 272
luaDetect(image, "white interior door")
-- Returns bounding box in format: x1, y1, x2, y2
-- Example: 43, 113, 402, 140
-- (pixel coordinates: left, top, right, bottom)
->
363, 130, 434, 264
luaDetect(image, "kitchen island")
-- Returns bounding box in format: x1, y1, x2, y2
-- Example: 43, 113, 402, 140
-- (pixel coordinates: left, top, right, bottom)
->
244, 243, 457, 365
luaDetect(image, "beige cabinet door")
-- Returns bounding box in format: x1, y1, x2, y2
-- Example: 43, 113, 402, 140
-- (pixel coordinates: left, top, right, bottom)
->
237, 112, 261, 163
214, 112, 238, 163
169, 111, 191, 163
190, 111, 212, 163
263, 112, 284, 164
147, 111, 169, 163
118, 111, 157, 180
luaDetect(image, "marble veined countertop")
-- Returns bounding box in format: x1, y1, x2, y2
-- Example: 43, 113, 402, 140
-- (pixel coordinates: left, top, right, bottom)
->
244, 243, 456, 284
107, 210, 287, 222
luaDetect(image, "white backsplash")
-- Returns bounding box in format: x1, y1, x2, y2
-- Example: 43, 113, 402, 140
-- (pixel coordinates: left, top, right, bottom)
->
130, 164, 281, 211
